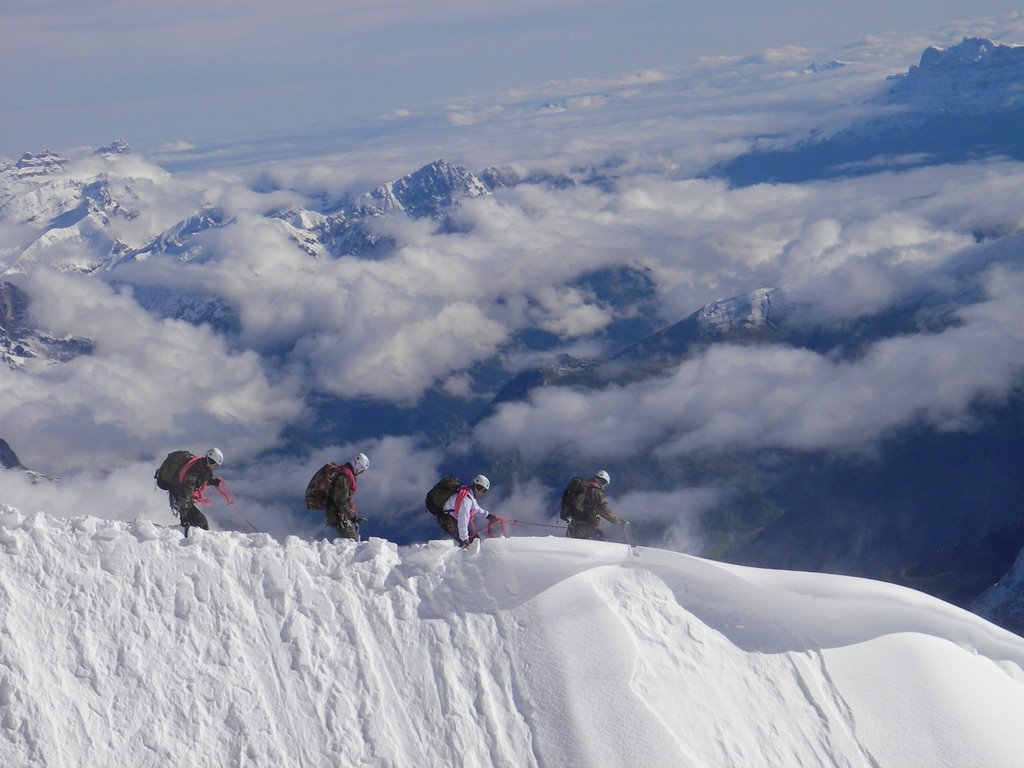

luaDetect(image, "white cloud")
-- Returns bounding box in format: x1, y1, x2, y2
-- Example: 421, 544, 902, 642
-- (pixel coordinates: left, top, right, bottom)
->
1, 271, 305, 472
617, 487, 723, 551
297, 297, 509, 401
474, 264, 1024, 458
12, 135, 1024, 474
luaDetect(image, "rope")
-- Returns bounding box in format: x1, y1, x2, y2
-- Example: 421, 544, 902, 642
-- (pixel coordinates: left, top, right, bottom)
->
508, 518, 567, 531
484, 515, 509, 537
481, 516, 567, 537
215, 480, 261, 533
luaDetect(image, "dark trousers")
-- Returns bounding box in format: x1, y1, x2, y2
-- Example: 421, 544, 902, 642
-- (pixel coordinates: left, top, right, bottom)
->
330, 518, 360, 541
181, 506, 210, 530
435, 513, 460, 543
326, 504, 360, 541
171, 496, 209, 533
567, 519, 605, 540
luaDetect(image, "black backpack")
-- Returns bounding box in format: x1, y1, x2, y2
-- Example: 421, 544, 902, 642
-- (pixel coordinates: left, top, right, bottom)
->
154, 450, 194, 491
560, 476, 589, 520
425, 475, 461, 518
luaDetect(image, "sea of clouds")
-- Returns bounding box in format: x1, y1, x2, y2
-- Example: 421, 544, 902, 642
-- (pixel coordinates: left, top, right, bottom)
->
3, 15, 1024, 548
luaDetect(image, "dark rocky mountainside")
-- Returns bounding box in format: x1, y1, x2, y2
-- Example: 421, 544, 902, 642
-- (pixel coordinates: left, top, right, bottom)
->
0, 439, 23, 470
0, 281, 93, 368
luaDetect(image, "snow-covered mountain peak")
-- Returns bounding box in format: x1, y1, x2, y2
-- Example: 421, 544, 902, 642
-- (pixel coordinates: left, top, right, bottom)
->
8, 150, 68, 181
362, 158, 490, 219
129, 206, 230, 263
919, 36, 1020, 69
93, 138, 132, 157
0, 149, 498, 281
886, 36, 1024, 113
803, 59, 847, 74
695, 286, 780, 338
0, 144, 155, 232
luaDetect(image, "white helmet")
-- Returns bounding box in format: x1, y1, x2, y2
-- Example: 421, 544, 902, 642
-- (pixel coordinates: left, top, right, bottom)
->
472, 474, 491, 492
352, 452, 369, 474
593, 469, 610, 487
205, 447, 224, 466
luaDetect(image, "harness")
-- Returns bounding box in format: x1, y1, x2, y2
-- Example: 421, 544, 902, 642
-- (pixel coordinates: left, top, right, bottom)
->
450, 486, 479, 538
177, 455, 210, 503
451, 487, 471, 517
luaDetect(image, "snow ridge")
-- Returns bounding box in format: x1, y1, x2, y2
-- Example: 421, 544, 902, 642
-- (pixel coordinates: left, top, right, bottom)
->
2, 509, 1023, 768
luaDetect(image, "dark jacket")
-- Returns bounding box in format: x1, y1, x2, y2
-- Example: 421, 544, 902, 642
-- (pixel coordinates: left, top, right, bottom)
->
172, 456, 216, 510
582, 481, 622, 525
326, 464, 357, 522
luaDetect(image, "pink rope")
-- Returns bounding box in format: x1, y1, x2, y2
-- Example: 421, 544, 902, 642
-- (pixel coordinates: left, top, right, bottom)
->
484, 516, 511, 537
215, 479, 261, 533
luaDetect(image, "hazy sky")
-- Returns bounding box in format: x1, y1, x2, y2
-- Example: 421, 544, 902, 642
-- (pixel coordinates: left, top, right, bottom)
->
2, 1, 1022, 158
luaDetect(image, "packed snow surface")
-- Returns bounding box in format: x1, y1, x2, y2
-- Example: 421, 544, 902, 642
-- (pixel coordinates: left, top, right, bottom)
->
1, 508, 1023, 768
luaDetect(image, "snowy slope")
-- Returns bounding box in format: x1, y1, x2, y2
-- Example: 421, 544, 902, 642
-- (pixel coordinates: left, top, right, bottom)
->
1, 508, 1022, 768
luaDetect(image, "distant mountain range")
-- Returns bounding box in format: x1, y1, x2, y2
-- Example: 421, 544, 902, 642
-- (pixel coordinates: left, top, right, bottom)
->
1, 152, 564, 275
711, 37, 1024, 185
3, 37, 1024, 634
6, 39, 1020, 285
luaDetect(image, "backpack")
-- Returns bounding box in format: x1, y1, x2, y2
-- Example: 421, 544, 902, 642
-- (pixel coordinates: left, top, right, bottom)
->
154, 450, 194, 491
560, 476, 589, 520
425, 475, 461, 518
304, 463, 344, 510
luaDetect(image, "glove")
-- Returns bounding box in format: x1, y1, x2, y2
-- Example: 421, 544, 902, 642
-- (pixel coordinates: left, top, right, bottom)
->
208, 477, 221, 487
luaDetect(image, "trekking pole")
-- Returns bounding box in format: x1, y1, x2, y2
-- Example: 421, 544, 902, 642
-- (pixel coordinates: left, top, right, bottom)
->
621, 521, 641, 557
